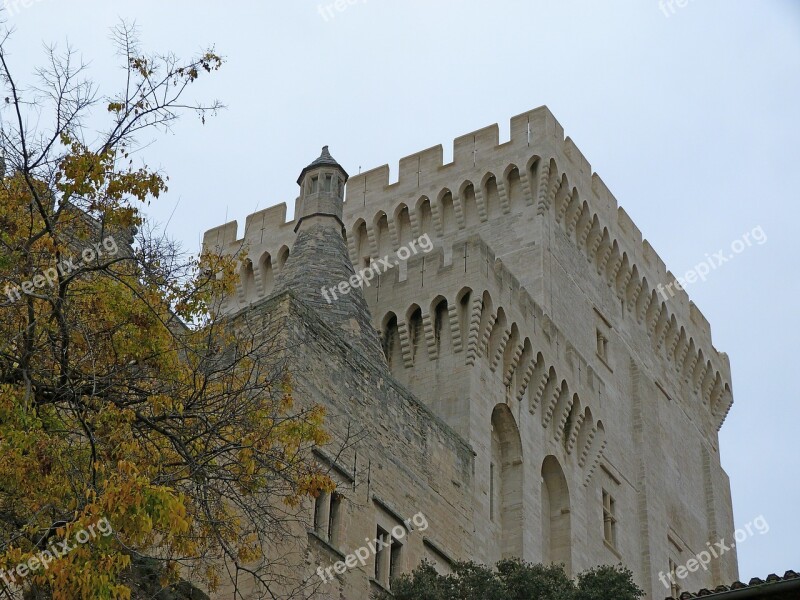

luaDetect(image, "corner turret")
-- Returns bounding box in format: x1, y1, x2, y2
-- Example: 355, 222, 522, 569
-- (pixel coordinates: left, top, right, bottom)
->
294, 146, 348, 233
274, 147, 384, 361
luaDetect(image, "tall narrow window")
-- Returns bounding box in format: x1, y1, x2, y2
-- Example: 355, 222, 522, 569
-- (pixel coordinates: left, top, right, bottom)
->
669, 559, 681, 598
458, 290, 472, 346
328, 492, 342, 546
434, 299, 448, 353
313, 492, 329, 534
310, 176, 319, 194
278, 246, 290, 269
596, 329, 609, 361
324, 174, 333, 192
492, 406, 524, 559
542, 456, 571, 571
440, 191, 456, 234
602, 490, 617, 548
240, 259, 255, 302
389, 537, 403, 587
375, 526, 389, 583
382, 314, 401, 370
259, 253, 274, 297
408, 308, 423, 360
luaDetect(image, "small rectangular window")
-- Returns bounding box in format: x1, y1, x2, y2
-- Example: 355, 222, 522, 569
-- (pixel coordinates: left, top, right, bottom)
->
324, 174, 333, 192
602, 490, 617, 548
310, 176, 319, 193
596, 330, 609, 361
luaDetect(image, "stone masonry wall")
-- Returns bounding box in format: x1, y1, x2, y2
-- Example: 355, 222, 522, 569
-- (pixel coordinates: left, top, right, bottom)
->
231, 293, 476, 599
202, 107, 739, 599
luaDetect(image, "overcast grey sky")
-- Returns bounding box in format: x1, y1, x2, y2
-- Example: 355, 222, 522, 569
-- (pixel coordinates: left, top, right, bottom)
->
7, 0, 798, 582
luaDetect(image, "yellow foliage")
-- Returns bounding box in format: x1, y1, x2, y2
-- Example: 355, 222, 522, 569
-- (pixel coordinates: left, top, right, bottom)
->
0, 37, 331, 598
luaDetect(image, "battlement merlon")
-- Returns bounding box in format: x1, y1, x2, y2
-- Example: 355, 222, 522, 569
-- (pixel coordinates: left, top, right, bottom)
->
343, 107, 622, 253
202, 202, 297, 253
345, 106, 565, 200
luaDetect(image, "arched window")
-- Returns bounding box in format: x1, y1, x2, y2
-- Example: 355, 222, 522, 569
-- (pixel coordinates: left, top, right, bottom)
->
354, 220, 370, 269
408, 306, 423, 361
375, 212, 391, 256
461, 183, 478, 227
541, 456, 571, 573
259, 253, 274, 297
240, 259, 255, 303
440, 191, 456, 234
488, 308, 507, 364
491, 404, 523, 559
457, 288, 472, 349
563, 395, 581, 449
507, 166, 523, 207
417, 197, 433, 237
382, 313, 401, 370
278, 246, 290, 270
433, 298, 449, 354
484, 175, 500, 219
395, 204, 412, 248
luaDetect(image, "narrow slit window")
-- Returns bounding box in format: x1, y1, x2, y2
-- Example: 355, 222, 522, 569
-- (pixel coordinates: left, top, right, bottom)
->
490, 462, 495, 521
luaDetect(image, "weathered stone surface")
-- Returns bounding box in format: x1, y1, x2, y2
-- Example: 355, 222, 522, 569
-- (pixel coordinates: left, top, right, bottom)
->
203, 109, 738, 599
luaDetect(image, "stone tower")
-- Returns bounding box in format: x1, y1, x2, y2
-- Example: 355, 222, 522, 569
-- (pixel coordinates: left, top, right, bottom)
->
203, 107, 738, 600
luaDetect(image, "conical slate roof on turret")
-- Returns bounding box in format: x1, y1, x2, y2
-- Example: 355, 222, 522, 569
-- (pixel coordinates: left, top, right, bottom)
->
276, 147, 382, 361
297, 146, 349, 185
273, 222, 382, 360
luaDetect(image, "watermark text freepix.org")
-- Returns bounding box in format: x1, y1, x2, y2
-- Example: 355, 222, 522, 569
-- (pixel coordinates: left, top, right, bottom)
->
316, 511, 428, 583
0, 517, 114, 587
4, 236, 120, 304
659, 0, 698, 18
2, 0, 47, 18
321, 234, 434, 304
658, 515, 769, 588
318, 0, 368, 22
657, 226, 766, 300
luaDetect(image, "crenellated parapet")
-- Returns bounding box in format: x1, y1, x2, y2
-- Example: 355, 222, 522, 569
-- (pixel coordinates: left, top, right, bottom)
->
202, 203, 298, 314
339, 108, 724, 371
337, 107, 733, 432
201, 106, 734, 433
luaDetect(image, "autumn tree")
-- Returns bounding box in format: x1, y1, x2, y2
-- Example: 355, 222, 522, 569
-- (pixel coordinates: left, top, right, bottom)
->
0, 21, 333, 600
386, 560, 644, 600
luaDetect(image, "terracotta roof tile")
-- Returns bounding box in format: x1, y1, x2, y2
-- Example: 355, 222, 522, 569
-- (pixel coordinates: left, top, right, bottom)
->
664, 570, 800, 599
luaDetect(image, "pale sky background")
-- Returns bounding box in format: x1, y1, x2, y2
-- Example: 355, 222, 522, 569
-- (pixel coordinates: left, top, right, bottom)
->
7, 0, 798, 583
